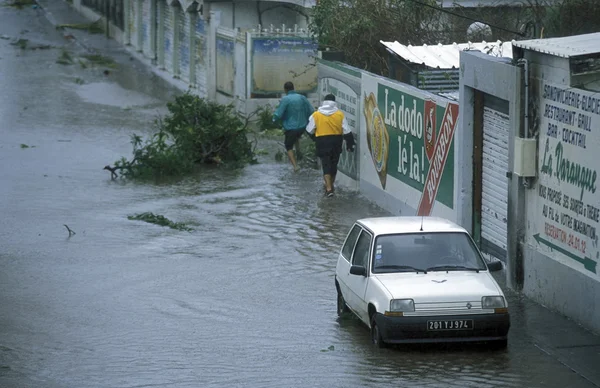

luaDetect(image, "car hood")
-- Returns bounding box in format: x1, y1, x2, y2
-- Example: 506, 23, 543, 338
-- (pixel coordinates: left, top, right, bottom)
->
373, 271, 502, 303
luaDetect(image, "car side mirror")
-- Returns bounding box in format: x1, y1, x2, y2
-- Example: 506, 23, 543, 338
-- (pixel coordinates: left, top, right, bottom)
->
487, 260, 503, 272
350, 265, 367, 276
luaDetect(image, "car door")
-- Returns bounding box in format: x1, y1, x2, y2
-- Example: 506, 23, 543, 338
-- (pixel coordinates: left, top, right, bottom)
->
345, 229, 373, 325
336, 224, 362, 307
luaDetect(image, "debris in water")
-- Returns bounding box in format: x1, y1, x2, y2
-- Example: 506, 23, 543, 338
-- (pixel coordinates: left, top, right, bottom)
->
56, 20, 104, 34
10, 38, 28, 49
6, 0, 36, 9
56, 49, 74, 65
127, 212, 193, 232
81, 53, 116, 68
63, 224, 76, 237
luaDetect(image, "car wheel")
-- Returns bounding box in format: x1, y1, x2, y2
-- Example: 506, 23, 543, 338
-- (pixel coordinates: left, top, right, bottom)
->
370, 314, 387, 348
490, 339, 508, 350
337, 288, 350, 317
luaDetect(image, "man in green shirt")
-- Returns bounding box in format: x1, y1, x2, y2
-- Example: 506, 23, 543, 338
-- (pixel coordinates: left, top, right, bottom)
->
273, 81, 314, 172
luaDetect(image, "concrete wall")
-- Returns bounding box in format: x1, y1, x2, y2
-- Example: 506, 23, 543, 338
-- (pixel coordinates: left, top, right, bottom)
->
458, 51, 522, 286
458, 48, 600, 335
359, 72, 462, 224
317, 60, 362, 190
520, 50, 600, 334
209, 1, 309, 31
69, 0, 318, 114
317, 60, 467, 226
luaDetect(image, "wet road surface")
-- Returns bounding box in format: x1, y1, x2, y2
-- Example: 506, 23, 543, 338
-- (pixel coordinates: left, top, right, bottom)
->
1, 2, 600, 388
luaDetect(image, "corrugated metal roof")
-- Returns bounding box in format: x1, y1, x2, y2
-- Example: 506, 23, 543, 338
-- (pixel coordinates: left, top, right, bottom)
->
381, 40, 513, 69
512, 33, 600, 58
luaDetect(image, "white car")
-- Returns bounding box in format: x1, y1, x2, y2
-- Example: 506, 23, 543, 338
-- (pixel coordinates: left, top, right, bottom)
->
335, 216, 510, 348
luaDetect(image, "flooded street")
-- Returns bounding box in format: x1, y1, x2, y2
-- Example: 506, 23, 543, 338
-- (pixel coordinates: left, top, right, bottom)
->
2, 3, 600, 388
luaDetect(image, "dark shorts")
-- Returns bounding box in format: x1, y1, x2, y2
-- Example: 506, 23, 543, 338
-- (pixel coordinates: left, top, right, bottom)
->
316, 135, 343, 176
283, 129, 305, 151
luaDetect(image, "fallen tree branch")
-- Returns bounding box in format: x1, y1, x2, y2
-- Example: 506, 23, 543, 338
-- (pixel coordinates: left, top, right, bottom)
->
63, 224, 76, 237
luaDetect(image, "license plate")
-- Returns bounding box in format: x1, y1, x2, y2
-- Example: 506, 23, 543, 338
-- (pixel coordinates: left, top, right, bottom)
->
427, 319, 473, 331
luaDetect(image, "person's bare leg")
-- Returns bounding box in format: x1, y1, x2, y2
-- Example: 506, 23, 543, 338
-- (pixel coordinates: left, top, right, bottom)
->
331, 171, 337, 192
324, 174, 333, 193
294, 140, 302, 161
287, 150, 299, 171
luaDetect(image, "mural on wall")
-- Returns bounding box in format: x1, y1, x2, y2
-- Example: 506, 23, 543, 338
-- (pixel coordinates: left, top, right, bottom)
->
216, 35, 235, 96
532, 81, 599, 275
319, 77, 359, 180
360, 73, 458, 217
251, 37, 318, 95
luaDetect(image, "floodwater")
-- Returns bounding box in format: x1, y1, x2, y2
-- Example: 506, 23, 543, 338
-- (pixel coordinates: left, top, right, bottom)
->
1, 3, 598, 388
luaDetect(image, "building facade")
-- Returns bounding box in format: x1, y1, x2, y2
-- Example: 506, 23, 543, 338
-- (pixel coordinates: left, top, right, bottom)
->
459, 32, 600, 333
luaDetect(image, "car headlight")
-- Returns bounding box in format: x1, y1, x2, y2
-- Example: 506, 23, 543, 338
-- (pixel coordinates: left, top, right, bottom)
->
390, 299, 415, 312
482, 296, 506, 309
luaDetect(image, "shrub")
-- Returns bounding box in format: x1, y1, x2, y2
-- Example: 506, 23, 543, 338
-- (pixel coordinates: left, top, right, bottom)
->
255, 104, 281, 131
111, 93, 257, 179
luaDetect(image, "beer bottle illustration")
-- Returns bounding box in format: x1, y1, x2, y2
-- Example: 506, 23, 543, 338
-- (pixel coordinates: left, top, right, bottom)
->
424, 99, 437, 162
363, 92, 390, 190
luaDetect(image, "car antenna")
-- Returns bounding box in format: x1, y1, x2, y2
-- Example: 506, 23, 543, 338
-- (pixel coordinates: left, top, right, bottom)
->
420, 215, 424, 231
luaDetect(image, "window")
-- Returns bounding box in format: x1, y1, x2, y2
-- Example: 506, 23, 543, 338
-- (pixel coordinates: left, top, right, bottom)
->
352, 231, 372, 268
372, 232, 487, 273
341, 224, 361, 261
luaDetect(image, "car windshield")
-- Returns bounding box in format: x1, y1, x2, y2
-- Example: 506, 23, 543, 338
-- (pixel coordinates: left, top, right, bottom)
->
372, 232, 487, 274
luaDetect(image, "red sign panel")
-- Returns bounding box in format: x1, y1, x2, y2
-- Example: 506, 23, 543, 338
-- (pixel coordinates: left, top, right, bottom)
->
417, 102, 459, 216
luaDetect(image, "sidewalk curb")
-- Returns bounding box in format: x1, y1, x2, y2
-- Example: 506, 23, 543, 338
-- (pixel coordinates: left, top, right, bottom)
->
33, 0, 91, 53
34, 0, 192, 95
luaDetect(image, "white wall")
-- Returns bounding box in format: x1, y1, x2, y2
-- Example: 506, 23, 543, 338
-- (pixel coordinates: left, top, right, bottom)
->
521, 50, 600, 334
459, 47, 600, 335
209, 1, 309, 31
357, 72, 463, 224
72, 0, 318, 116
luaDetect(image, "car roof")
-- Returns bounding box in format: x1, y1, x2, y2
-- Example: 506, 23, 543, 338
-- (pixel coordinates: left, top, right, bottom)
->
357, 216, 468, 236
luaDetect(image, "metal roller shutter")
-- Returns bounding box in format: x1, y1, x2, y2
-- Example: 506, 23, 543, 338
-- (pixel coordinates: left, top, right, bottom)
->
481, 106, 509, 260
163, 5, 174, 74
195, 17, 207, 97
142, 0, 151, 56
179, 9, 191, 82
129, 0, 138, 50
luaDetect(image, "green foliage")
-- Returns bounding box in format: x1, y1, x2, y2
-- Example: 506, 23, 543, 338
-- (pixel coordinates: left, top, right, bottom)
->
255, 104, 280, 131
56, 20, 104, 35
540, 0, 600, 37
6, 0, 36, 9
163, 93, 256, 167
81, 53, 116, 67
56, 49, 74, 65
114, 93, 257, 180
10, 38, 28, 49
310, 0, 440, 74
115, 130, 194, 179
127, 212, 193, 231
